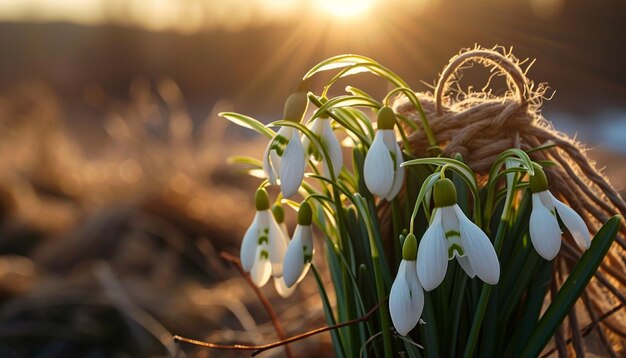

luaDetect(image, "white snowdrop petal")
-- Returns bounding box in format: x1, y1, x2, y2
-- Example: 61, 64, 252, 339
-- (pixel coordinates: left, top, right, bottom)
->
268, 214, 288, 277
456, 255, 476, 278
283, 226, 305, 288
279, 223, 290, 242
530, 193, 562, 260
279, 133, 306, 198
538, 190, 554, 211
301, 119, 319, 155
274, 276, 296, 298
417, 210, 448, 291
322, 119, 343, 178
263, 141, 278, 185
296, 225, 314, 283
382, 129, 397, 150
364, 131, 394, 198
240, 212, 266, 272
390, 260, 423, 336
250, 250, 271, 287
454, 205, 500, 285
550, 193, 591, 250
385, 141, 405, 200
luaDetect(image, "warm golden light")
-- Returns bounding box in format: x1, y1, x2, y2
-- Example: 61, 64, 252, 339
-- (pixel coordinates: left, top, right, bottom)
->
319, 0, 376, 18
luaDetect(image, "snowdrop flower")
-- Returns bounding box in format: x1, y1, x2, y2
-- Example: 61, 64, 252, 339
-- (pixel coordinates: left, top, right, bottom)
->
364, 106, 405, 200
283, 201, 314, 288
417, 178, 500, 291
263, 92, 308, 198
390, 233, 424, 336
529, 167, 590, 260
271, 204, 296, 298
240, 189, 288, 287
302, 114, 343, 179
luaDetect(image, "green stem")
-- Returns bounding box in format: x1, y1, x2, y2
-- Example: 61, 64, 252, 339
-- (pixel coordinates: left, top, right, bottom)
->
462, 215, 509, 358
520, 216, 621, 357
312, 265, 347, 358
463, 173, 516, 358
372, 251, 394, 358
354, 194, 394, 358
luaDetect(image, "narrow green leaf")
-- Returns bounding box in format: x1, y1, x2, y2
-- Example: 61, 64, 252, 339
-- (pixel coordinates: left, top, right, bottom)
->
419, 293, 440, 358
503, 259, 552, 356
304, 54, 379, 79
312, 264, 347, 358
402, 157, 481, 225
520, 215, 622, 358
219, 112, 275, 139
313, 95, 382, 117
226, 156, 263, 168
401, 158, 477, 196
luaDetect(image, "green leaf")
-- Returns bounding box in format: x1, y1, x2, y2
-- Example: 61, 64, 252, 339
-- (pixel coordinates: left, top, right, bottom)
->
313, 95, 382, 117
312, 264, 347, 358
410, 172, 439, 230
503, 259, 552, 356
402, 157, 481, 224
525, 140, 556, 154
307, 94, 372, 146
219, 112, 276, 139
226, 156, 263, 168
304, 54, 379, 78
520, 215, 622, 358
401, 158, 477, 194
303, 54, 409, 89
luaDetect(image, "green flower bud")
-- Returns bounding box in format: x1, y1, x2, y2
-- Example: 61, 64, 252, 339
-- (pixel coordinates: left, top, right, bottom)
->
434, 178, 457, 208
377, 106, 396, 130
297, 201, 313, 226
255, 188, 270, 211
271, 204, 285, 223
529, 166, 549, 193
402, 233, 417, 260
283, 92, 308, 122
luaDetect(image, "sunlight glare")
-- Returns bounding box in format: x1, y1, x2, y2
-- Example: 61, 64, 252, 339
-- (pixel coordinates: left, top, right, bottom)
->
319, 0, 376, 18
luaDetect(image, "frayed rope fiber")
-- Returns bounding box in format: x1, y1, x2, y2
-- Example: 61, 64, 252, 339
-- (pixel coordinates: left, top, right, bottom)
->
389, 46, 626, 351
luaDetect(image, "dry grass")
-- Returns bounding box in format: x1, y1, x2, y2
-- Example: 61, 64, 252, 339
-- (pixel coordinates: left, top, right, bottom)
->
0, 80, 329, 357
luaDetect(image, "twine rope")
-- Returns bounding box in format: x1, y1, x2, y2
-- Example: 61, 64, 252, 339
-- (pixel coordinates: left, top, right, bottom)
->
390, 46, 626, 350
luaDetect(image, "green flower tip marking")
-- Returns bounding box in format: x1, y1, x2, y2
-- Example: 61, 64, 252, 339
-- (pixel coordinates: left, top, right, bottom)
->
283, 92, 308, 122
434, 178, 457, 208
402, 233, 418, 260
297, 201, 313, 226
377, 106, 396, 130
255, 188, 270, 211
529, 166, 549, 193
272, 204, 285, 224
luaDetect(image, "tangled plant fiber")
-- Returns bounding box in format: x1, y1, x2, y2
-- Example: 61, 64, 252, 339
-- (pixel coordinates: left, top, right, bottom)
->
389, 46, 626, 355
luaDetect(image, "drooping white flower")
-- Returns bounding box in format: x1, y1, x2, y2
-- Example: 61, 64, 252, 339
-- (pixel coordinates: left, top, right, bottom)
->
240, 189, 288, 287
529, 167, 590, 260
263, 92, 308, 198
364, 106, 405, 201
283, 201, 314, 288
390, 234, 424, 336
302, 115, 343, 179
272, 204, 295, 298
417, 178, 500, 291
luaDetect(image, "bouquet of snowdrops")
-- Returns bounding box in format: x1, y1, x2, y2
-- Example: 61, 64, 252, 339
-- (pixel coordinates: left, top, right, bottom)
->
214, 49, 623, 357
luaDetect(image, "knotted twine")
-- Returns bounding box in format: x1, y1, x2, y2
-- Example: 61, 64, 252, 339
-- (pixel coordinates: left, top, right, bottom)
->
386, 47, 626, 354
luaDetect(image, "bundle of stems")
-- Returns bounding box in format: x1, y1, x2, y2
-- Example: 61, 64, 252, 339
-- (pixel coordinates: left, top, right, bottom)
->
179, 47, 624, 357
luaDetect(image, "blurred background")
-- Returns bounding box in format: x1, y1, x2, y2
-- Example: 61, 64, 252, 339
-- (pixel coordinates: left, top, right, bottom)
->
0, 0, 624, 356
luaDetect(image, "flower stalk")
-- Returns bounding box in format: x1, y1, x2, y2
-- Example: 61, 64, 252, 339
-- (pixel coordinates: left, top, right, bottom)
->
189, 52, 621, 358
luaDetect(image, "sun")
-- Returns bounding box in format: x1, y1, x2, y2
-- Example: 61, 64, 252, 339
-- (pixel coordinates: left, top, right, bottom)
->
318, 0, 376, 18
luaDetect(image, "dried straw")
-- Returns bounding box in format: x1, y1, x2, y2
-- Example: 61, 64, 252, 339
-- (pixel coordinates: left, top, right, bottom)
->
390, 46, 626, 356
